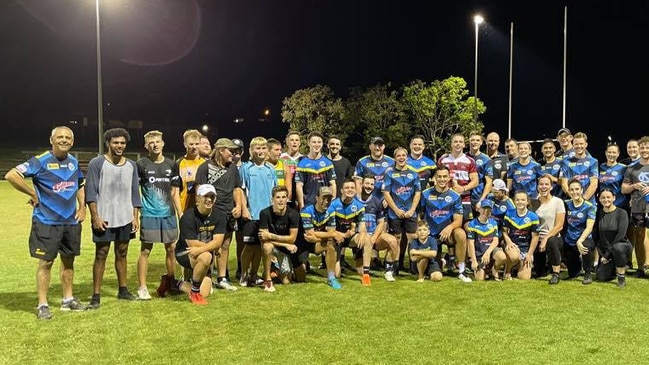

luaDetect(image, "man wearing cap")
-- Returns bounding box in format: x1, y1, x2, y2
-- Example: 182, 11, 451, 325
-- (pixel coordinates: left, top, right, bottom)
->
556, 128, 575, 159
174, 184, 225, 305
353, 136, 395, 199
295, 131, 337, 211
296, 186, 345, 289
466, 199, 506, 281
195, 137, 244, 291
487, 179, 515, 230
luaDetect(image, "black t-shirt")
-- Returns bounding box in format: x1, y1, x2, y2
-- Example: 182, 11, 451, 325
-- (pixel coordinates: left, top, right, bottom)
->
331, 156, 354, 194
195, 160, 242, 214
176, 206, 227, 253
258, 206, 300, 235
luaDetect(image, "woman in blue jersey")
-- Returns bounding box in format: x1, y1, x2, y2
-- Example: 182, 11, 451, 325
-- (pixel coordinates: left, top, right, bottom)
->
467, 199, 506, 281
598, 143, 628, 210
502, 191, 541, 280
564, 179, 597, 284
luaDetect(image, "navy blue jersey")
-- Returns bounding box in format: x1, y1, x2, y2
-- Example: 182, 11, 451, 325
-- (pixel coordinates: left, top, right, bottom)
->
561, 155, 599, 202
564, 200, 597, 246
469, 152, 492, 203
382, 165, 421, 219
295, 155, 336, 207
598, 162, 627, 208
15, 151, 84, 225
540, 157, 564, 198
467, 217, 500, 258
420, 187, 463, 236
407, 154, 436, 191
507, 159, 544, 199
300, 204, 336, 232
354, 155, 395, 198
409, 236, 438, 252
358, 195, 384, 234
486, 194, 515, 228
503, 209, 540, 250
329, 197, 365, 233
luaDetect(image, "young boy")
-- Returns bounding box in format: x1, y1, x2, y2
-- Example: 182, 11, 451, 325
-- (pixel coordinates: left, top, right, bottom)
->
409, 221, 443, 283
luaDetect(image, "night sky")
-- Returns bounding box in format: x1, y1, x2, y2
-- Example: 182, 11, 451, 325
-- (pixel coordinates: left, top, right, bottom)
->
1, 0, 647, 158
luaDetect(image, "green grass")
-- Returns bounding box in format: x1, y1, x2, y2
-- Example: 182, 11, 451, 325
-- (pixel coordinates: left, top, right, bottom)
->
0, 180, 648, 365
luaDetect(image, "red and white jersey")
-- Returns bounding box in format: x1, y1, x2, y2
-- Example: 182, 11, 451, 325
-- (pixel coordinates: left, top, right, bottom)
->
437, 152, 477, 202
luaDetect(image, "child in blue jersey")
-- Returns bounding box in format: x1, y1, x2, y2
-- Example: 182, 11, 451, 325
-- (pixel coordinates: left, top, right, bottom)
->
564, 179, 597, 284
502, 191, 541, 280
409, 221, 443, 282
467, 199, 506, 281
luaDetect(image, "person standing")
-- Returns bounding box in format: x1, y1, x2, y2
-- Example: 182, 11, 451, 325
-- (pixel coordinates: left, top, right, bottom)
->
280, 130, 303, 209
353, 136, 395, 199
560, 132, 599, 204
171, 129, 205, 218
468, 132, 493, 208
86, 128, 142, 308
437, 133, 479, 225
407, 135, 436, 192
533, 175, 566, 284
5, 126, 87, 319
195, 138, 243, 291
267, 138, 293, 199
295, 131, 337, 211
555, 128, 575, 159
485, 131, 509, 181
327, 135, 354, 196
506, 141, 543, 200
198, 134, 212, 159
538, 138, 564, 199
135, 130, 179, 300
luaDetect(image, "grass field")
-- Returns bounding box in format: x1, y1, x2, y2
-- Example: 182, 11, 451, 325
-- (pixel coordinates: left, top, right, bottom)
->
0, 180, 648, 365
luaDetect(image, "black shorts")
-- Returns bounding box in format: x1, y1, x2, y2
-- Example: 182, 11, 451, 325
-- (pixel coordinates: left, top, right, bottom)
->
410, 257, 442, 275
631, 213, 649, 228
461, 202, 474, 222
175, 249, 214, 270
29, 219, 81, 261
242, 220, 261, 245
388, 216, 418, 234
93, 223, 135, 243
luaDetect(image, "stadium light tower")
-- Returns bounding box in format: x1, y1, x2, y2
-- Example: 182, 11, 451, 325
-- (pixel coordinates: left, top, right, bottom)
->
473, 14, 484, 123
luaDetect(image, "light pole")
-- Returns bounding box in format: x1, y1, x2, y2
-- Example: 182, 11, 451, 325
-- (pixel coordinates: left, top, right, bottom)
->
473, 14, 484, 124
96, 0, 104, 155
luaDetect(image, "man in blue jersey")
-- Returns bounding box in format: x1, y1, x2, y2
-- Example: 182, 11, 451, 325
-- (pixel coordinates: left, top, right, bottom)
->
382, 147, 421, 274
297, 186, 345, 289
353, 136, 395, 199
239, 137, 277, 289
329, 179, 371, 285
420, 165, 472, 282
407, 135, 436, 192
358, 175, 399, 281
295, 131, 337, 211
5, 126, 87, 319
86, 128, 142, 308
136, 130, 179, 300
538, 139, 564, 199
560, 132, 599, 204
468, 131, 494, 211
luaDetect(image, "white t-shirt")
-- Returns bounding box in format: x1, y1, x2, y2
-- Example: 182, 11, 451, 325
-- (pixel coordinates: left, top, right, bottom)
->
534, 197, 565, 238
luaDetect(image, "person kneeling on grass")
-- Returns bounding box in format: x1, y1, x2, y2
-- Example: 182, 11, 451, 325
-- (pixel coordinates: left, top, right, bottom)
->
467, 199, 506, 281
502, 191, 541, 280
259, 186, 300, 292
173, 184, 225, 305
409, 221, 443, 282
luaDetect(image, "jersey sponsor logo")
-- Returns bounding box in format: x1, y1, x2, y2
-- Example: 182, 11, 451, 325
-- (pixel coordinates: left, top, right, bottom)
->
47, 163, 60, 170
52, 181, 75, 193
16, 163, 28, 173
148, 176, 171, 184
395, 186, 412, 195
428, 209, 449, 218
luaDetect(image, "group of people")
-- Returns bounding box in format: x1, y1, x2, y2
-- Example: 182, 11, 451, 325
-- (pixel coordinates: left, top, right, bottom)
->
6, 125, 649, 317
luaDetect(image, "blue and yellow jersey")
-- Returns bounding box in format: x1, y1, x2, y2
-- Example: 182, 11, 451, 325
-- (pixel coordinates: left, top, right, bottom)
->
295, 155, 336, 207
407, 154, 436, 191
420, 187, 463, 236
469, 152, 492, 203
503, 209, 541, 250
467, 217, 500, 258
329, 197, 365, 233
354, 155, 395, 198
560, 155, 599, 203
300, 204, 336, 232
507, 159, 544, 199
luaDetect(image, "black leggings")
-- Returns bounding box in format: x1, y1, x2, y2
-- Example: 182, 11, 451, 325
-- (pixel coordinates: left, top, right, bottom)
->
564, 238, 595, 278
533, 236, 563, 277
596, 241, 633, 281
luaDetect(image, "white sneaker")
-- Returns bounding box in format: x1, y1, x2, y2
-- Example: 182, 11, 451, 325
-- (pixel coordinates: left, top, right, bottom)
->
239, 273, 249, 287
217, 279, 238, 291
137, 287, 152, 300
458, 273, 473, 283
384, 271, 396, 282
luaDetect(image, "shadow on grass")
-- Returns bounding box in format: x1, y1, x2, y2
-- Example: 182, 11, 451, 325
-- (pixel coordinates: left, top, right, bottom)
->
0, 291, 39, 315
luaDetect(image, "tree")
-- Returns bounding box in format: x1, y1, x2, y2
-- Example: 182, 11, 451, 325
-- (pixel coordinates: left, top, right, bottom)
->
345, 83, 409, 160
401, 76, 485, 159
280, 85, 347, 148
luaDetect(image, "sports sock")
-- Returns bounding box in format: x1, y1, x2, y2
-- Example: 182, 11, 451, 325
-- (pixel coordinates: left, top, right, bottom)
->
363, 266, 370, 274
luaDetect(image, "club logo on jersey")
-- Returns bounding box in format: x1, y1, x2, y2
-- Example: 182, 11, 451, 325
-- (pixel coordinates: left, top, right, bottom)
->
382, 162, 388, 167
53, 181, 75, 193
407, 173, 414, 179
577, 212, 584, 219
319, 161, 326, 167
445, 196, 453, 203
495, 163, 502, 170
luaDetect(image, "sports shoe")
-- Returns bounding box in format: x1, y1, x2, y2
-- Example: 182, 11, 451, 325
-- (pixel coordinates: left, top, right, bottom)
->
328, 277, 342, 290
458, 273, 473, 283
239, 273, 249, 287
361, 273, 371, 286
37, 305, 53, 320
60, 298, 86, 311
188, 291, 208, 305
263, 280, 276, 292
216, 279, 238, 291
251, 277, 265, 286
582, 273, 592, 285
156, 274, 172, 298
549, 273, 560, 285
137, 287, 152, 300
384, 271, 396, 282
87, 298, 100, 310
637, 267, 648, 278
617, 276, 626, 288
117, 291, 136, 300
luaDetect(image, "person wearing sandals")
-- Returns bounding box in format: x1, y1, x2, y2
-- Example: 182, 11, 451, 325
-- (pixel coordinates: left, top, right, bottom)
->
533, 175, 566, 284
466, 199, 506, 281
595, 189, 632, 287
564, 179, 597, 284
502, 191, 541, 280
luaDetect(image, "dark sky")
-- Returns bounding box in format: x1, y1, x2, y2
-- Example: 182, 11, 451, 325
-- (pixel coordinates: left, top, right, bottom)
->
1, 0, 647, 157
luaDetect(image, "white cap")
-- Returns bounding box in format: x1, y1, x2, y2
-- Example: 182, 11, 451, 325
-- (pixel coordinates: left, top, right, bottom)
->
197, 184, 217, 197
492, 179, 509, 193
